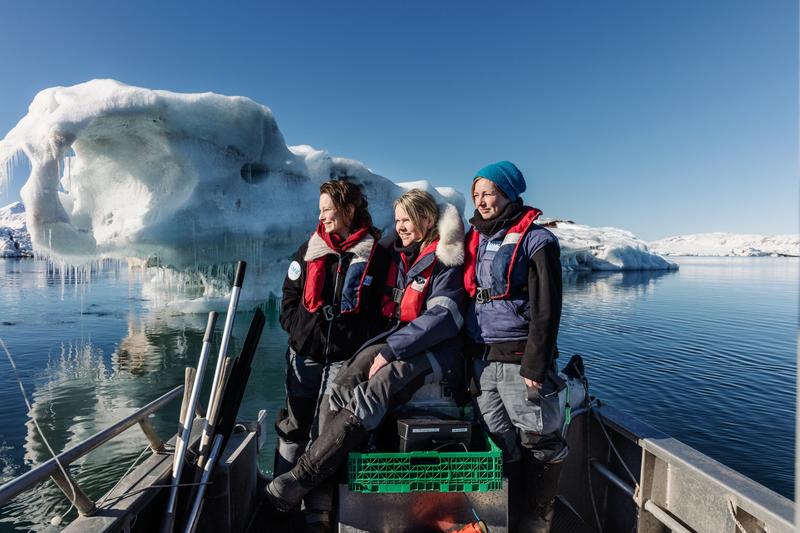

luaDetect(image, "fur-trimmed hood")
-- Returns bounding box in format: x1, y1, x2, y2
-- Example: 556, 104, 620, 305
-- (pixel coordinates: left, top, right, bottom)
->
435, 203, 465, 267
380, 202, 465, 267
304, 231, 376, 262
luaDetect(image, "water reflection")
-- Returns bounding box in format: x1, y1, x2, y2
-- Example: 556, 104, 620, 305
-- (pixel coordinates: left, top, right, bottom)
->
1, 297, 285, 532
562, 269, 676, 316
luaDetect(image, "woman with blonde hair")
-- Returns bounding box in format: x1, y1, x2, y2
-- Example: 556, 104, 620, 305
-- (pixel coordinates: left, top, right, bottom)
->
265, 188, 466, 516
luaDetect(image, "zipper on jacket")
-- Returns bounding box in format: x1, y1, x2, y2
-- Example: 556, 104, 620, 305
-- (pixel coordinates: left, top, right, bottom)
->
323, 254, 343, 365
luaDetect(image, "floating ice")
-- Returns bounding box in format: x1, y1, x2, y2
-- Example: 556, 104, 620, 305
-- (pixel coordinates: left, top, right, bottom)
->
649, 233, 800, 257
544, 219, 677, 271
0, 80, 461, 306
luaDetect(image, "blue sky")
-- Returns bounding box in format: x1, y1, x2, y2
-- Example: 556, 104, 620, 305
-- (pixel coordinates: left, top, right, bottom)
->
0, 0, 796, 240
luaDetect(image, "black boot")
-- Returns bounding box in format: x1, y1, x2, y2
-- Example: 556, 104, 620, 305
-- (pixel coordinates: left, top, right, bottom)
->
265, 409, 366, 512
504, 460, 523, 532
519, 451, 564, 533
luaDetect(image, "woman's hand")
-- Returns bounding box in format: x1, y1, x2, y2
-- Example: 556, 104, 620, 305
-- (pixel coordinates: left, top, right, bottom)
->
524, 378, 542, 390
368, 353, 390, 379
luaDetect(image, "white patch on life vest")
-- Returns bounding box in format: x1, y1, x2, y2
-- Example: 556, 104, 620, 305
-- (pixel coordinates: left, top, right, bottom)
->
287, 260, 302, 281
502, 232, 522, 246
486, 240, 501, 252
410, 276, 428, 292
363, 275, 373, 286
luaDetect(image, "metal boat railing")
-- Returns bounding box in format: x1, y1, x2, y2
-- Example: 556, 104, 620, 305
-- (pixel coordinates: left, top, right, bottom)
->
576, 404, 795, 533
0, 385, 184, 516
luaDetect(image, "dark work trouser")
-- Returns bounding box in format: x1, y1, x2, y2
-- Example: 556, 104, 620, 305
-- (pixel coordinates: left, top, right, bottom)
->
274, 347, 342, 478
329, 343, 435, 431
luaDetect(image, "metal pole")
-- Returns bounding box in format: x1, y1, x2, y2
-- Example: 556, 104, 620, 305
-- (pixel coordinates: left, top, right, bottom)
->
161, 311, 218, 533
643, 500, 694, 533
183, 434, 224, 533
591, 460, 636, 498
51, 469, 96, 516
197, 261, 246, 467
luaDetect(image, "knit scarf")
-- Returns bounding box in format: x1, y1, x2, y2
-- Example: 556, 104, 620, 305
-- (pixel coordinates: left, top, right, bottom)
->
469, 199, 525, 236
304, 223, 373, 312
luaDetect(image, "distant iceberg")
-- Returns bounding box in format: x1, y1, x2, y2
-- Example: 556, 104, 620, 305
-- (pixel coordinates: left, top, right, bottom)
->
542, 219, 677, 271
649, 233, 800, 257
0, 201, 32, 257
1, 80, 676, 306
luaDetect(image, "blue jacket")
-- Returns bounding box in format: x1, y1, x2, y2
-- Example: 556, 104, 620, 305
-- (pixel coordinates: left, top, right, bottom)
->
382, 203, 466, 371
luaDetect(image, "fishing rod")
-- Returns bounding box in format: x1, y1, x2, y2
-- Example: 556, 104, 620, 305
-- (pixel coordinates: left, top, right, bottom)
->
161, 311, 218, 533
196, 261, 246, 467
183, 308, 265, 533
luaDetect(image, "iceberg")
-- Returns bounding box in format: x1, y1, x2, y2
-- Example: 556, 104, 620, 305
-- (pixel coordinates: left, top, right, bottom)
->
1, 80, 675, 307
649, 233, 800, 257
0, 201, 32, 257
543, 219, 677, 271
0, 80, 462, 305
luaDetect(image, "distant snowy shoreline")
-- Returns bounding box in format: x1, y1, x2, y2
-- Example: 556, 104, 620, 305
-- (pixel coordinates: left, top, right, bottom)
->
649, 233, 799, 258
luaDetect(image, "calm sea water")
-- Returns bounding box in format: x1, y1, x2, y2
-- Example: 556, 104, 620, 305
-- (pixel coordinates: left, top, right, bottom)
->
0, 256, 795, 531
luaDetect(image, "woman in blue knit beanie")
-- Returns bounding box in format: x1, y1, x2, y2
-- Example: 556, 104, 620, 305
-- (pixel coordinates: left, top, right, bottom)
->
462, 160, 577, 532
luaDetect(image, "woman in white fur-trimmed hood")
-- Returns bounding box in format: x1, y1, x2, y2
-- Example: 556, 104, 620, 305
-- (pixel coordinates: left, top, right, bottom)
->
266, 189, 468, 518
274, 179, 389, 530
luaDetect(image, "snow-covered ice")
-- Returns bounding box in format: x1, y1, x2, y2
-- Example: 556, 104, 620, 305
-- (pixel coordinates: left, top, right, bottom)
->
1, 80, 676, 308
543, 220, 677, 271
0, 201, 32, 257
650, 233, 800, 257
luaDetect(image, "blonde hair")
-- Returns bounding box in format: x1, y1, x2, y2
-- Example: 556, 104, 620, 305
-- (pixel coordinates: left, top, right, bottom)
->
394, 189, 439, 249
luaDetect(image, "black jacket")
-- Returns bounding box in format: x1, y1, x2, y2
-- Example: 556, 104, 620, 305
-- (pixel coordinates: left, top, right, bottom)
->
279, 233, 390, 363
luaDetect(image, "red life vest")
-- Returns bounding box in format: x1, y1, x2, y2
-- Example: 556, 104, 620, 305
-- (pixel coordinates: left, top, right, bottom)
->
463, 207, 541, 299
381, 240, 438, 322
303, 227, 378, 315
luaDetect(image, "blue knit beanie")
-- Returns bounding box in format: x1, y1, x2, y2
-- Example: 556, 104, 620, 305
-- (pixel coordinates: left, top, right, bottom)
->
473, 161, 526, 202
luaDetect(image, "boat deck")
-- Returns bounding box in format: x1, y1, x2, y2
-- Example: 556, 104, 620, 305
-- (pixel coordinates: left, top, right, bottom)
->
245, 491, 597, 532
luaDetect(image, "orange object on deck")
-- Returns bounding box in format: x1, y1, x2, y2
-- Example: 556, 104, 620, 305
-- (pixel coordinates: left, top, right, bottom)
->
451, 520, 488, 533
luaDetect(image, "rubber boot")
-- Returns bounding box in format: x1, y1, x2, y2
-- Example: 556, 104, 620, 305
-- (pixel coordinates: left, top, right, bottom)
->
303, 510, 332, 533
273, 433, 304, 477
303, 484, 334, 533
265, 409, 366, 513
519, 451, 564, 533
504, 460, 523, 532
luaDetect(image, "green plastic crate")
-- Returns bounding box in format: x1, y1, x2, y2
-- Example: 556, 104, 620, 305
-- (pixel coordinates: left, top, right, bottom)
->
347, 429, 503, 493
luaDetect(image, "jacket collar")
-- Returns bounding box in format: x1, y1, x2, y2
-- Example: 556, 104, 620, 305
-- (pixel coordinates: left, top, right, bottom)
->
304, 231, 375, 262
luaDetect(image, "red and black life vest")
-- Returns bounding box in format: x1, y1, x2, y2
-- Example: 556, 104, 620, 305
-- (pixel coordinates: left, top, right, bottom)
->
303, 228, 378, 316
380, 240, 439, 322
463, 207, 541, 300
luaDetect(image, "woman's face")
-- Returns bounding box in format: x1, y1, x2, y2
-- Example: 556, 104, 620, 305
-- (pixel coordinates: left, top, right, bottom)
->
319, 193, 352, 236
472, 178, 510, 220
395, 205, 429, 247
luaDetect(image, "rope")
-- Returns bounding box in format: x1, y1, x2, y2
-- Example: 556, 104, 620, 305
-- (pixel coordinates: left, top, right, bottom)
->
0, 336, 77, 525
726, 497, 749, 533
593, 408, 640, 497
96, 444, 151, 509
585, 400, 604, 532
100, 481, 212, 507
